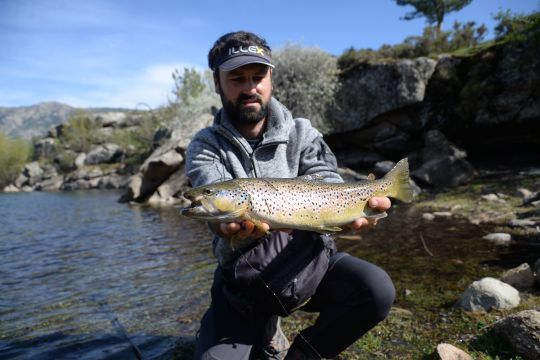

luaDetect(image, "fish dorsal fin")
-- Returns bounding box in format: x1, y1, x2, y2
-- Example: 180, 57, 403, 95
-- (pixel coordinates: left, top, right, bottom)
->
298, 174, 325, 182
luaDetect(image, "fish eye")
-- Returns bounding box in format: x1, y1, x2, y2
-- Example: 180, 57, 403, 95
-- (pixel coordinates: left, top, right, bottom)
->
203, 189, 213, 195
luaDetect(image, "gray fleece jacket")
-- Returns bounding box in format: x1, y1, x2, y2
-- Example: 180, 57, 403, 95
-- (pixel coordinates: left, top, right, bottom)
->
185, 97, 342, 266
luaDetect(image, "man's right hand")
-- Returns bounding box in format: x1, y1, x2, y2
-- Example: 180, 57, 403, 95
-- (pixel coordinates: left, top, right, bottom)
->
212, 220, 270, 242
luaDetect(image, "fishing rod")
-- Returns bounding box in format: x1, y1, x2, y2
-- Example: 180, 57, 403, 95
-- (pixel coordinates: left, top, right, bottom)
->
91, 295, 147, 360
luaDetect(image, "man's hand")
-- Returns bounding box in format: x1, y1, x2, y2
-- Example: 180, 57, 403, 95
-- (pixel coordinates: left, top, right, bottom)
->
346, 196, 392, 232
212, 220, 270, 242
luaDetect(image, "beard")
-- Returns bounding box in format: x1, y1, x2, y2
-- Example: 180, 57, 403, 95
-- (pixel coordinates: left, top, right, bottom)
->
220, 92, 269, 126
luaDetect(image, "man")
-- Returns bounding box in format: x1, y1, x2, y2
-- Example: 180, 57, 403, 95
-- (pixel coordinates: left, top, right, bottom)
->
186, 31, 395, 359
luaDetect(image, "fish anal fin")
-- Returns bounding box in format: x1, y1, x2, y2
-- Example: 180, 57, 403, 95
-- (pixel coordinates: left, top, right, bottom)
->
316, 225, 343, 233
363, 208, 388, 219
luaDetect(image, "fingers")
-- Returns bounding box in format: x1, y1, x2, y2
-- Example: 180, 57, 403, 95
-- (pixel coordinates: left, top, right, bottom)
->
218, 220, 269, 241
347, 217, 379, 232
368, 196, 391, 211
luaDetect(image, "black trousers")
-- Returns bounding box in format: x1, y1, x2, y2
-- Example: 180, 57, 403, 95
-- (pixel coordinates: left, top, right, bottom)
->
194, 247, 395, 359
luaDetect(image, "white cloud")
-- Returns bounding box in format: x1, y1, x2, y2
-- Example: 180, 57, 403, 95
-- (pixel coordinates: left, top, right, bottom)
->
54, 63, 204, 109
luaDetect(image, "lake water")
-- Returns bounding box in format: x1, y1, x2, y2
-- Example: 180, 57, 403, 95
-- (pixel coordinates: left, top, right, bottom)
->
0, 191, 214, 359
1, 189, 537, 359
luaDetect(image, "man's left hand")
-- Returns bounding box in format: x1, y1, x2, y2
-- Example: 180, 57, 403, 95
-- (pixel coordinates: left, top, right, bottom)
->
346, 196, 392, 232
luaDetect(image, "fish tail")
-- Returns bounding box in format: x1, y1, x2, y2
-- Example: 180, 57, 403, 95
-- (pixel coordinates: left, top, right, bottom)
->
383, 158, 414, 203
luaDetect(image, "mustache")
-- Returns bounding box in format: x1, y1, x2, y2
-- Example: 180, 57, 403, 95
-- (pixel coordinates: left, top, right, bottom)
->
237, 94, 262, 103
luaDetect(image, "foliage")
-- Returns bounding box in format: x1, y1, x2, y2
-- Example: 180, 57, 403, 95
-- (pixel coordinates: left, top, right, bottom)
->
60, 110, 101, 153
395, 0, 472, 31
272, 44, 340, 133
493, 10, 540, 41
0, 131, 31, 187
338, 20, 487, 71
164, 67, 220, 128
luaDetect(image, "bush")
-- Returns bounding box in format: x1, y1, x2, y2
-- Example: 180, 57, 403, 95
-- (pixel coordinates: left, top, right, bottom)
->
164, 67, 220, 127
60, 110, 101, 153
0, 131, 31, 187
338, 21, 487, 70
272, 44, 340, 133
493, 10, 540, 41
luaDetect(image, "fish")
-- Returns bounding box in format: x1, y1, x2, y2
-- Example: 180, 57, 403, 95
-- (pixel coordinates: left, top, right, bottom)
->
181, 158, 414, 234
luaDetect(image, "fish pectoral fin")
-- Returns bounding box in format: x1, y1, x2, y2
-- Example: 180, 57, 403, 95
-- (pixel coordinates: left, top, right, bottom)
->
362, 209, 388, 219
316, 225, 343, 233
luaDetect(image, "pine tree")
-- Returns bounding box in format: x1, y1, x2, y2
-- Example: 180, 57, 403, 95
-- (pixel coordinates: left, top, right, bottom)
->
395, 0, 473, 32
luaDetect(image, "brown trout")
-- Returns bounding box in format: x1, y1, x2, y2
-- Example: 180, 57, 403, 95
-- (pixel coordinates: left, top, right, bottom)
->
181, 158, 413, 233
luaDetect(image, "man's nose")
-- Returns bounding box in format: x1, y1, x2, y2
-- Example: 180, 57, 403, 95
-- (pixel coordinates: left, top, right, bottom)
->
242, 79, 258, 94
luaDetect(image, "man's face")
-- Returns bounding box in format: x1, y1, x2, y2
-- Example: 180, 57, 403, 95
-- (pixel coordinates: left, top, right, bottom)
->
216, 63, 272, 126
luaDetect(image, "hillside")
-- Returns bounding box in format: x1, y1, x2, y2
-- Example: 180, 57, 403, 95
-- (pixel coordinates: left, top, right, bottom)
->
0, 102, 130, 139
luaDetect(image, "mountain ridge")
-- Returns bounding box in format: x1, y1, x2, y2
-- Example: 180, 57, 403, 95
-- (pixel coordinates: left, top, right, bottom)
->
0, 102, 132, 139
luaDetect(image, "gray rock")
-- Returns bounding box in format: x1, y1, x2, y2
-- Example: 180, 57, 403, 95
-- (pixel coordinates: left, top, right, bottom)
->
94, 112, 127, 127
23, 162, 44, 186
333, 57, 437, 133
482, 193, 505, 203
435, 343, 473, 360
433, 211, 453, 218
85, 143, 123, 164
97, 174, 129, 189
3, 184, 20, 192
493, 310, 540, 360
422, 213, 435, 221
75, 153, 87, 169
336, 167, 369, 183
411, 130, 474, 188
33, 138, 56, 158
500, 263, 536, 290
14, 173, 28, 188
523, 192, 540, 206
509, 219, 537, 228
373, 161, 395, 178
456, 277, 520, 312
482, 233, 512, 246
147, 169, 189, 206
35, 175, 64, 192
119, 140, 184, 203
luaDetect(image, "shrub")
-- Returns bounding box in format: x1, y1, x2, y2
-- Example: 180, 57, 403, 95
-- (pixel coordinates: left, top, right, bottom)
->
164, 67, 220, 128
493, 10, 540, 41
272, 44, 340, 133
60, 110, 101, 153
0, 131, 31, 187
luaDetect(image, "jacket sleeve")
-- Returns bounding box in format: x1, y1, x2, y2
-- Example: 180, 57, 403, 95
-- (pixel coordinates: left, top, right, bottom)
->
185, 129, 233, 187
296, 121, 343, 183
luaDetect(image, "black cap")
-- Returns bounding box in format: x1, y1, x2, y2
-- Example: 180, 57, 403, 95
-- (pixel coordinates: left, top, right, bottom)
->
213, 45, 274, 71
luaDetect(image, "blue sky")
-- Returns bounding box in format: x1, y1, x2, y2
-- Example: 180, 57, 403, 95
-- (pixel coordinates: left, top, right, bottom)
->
1, 0, 538, 109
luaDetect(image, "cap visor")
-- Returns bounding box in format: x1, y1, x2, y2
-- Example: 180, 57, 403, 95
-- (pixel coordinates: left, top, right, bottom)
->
219, 55, 275, 71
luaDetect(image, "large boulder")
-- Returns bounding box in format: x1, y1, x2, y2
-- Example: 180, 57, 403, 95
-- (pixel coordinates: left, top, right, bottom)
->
493, 310, 540, 360
85, 143, 123, 164
22, 162, 44, 186
331, 57, 437, 134
411, 130, 475, 188
500, 263, 536, 290
120, 140, 184, 203
456, 277, 520, 312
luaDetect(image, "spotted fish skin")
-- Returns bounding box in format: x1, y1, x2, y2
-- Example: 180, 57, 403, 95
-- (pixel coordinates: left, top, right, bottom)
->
181, 158, 413, 233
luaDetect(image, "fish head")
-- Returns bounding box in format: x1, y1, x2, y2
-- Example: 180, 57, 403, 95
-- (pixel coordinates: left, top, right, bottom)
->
181, 180, 250, 221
